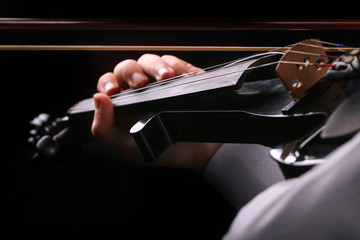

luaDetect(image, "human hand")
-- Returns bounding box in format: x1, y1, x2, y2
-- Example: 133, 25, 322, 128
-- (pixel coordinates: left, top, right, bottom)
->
91, 54, 221, 172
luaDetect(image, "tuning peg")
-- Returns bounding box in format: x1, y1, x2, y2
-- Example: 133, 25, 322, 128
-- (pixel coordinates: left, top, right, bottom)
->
28, 136, 36, 144
35, 135, 60, 158
29, 129, 37, 135
28, 128, 41, 145
28, 134, 43, 145
30, 113, 52, 126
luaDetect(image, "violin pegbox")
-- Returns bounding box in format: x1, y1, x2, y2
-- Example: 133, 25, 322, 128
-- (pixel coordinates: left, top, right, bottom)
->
276, 39, 329, 100
29, 113, 72, 162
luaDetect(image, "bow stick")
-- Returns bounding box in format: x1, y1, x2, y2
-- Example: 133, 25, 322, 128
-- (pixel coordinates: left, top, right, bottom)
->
0, 45, 353, 52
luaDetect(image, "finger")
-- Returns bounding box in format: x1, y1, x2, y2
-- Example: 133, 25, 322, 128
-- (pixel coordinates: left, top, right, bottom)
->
97, 72, 121, 95
161, 55, 204, 75
113, 59, 149, 89
161, 55, 191, 75
137, 54, 176, 81
186, 62, 205, 74
91, 93, 116, 141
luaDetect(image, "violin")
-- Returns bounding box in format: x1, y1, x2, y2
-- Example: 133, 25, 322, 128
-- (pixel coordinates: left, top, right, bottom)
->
26, 37, 360, 178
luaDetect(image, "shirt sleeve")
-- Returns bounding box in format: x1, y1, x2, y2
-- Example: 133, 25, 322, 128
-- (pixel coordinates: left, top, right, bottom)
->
203, 144, 285, 209
223, 132, 360, 240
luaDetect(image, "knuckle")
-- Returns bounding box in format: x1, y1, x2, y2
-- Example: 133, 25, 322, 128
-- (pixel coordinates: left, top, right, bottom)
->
161, 55, 188, 72
165, 59, 182, 69
138, 53, 158, 62
161, 54, 177, 63
99, 72, 113, 82
113, 59, 137, 74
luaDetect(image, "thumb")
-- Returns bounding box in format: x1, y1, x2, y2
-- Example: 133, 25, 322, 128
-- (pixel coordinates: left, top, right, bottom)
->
91, 93, 115, 140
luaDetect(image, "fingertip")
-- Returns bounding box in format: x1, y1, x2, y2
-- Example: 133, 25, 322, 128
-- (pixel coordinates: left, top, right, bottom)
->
128, 72, 149, 89
156, 67, 176, 81
138, 54, 176, 81
98, 72, 120, 95
93, 91, 108, 100
104, 82, 120, 95
93, 92, 114, 112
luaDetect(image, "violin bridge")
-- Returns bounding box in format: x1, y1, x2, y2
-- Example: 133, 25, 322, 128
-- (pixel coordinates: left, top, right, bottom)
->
276, 39, 329, 100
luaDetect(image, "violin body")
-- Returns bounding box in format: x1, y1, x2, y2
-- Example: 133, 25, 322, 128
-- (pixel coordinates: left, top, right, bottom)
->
27, 38, 360, 178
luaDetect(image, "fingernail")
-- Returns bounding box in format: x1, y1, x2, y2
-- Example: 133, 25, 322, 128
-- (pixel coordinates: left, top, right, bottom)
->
129, 72, 148, 88
102, 81, 117, 94
156, 67, 174, 80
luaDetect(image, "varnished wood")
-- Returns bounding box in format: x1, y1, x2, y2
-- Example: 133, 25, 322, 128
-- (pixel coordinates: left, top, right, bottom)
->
276, 39, 329, 99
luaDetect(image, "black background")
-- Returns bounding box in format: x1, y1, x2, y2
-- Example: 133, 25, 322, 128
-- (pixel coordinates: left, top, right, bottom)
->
1, 0, 360, 19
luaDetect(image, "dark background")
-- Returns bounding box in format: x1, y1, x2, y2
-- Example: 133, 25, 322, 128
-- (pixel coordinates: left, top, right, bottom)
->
1, 2, 360, 239
1, 0, 360, 19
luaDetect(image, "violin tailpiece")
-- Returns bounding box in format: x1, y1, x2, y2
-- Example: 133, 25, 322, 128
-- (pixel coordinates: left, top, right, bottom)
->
276, 39, 329, 100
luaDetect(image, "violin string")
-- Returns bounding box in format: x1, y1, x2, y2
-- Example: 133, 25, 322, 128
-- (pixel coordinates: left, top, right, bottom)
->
314, 39, 351, 49
84, 40, 339, 105
69, 40, 350, 113
299, 39, 352, 52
